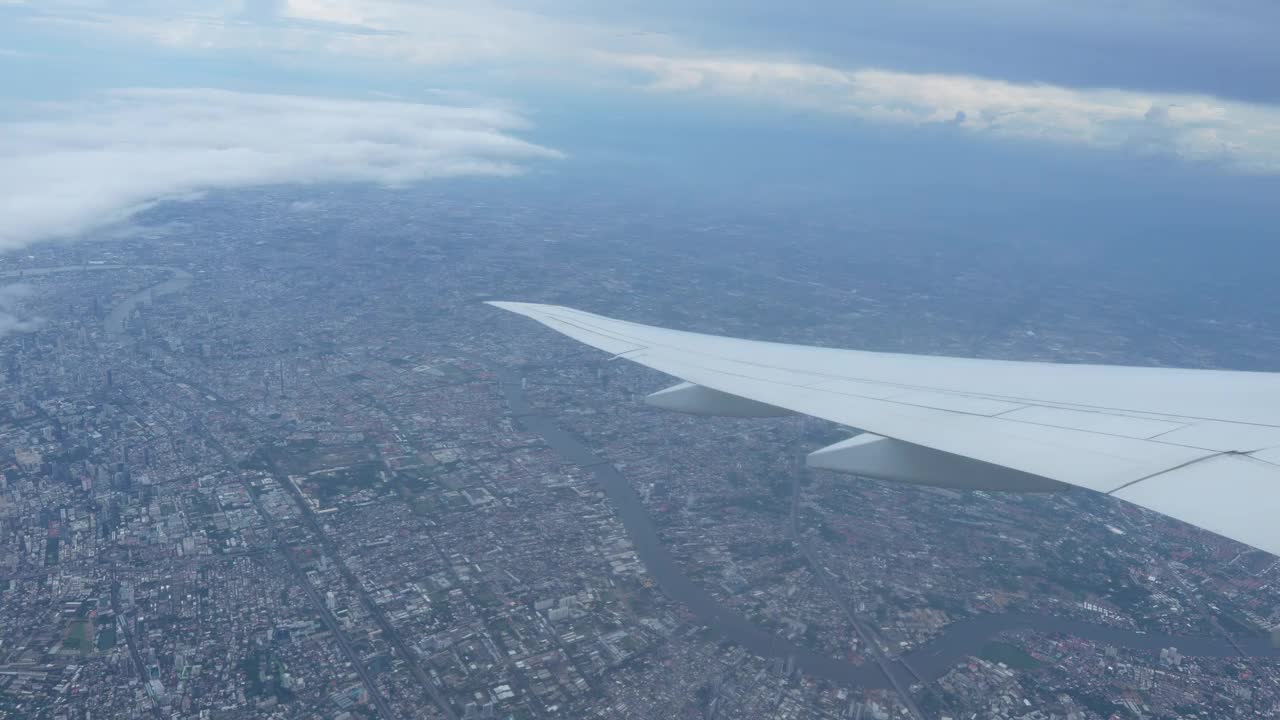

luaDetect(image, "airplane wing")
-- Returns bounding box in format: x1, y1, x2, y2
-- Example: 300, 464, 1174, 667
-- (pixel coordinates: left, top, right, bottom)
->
489, 301, 1280, 557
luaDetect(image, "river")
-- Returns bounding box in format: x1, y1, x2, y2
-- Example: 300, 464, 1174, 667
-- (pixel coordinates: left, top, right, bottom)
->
488, 365, 1280, 689
16, 264, 1278, 687
0, 263, 192, 338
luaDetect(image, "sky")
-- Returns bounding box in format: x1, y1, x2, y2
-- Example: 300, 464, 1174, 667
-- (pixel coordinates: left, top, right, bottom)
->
1, 0, 1278, 256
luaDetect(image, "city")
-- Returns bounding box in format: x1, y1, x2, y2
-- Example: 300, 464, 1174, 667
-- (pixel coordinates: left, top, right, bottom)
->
3, 184, 1280, 719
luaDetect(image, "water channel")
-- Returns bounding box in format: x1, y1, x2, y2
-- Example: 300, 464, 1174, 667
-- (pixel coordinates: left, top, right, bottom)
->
0, 264, 193, 339
489, 365, 1280, 688
17, 264, 1279, 689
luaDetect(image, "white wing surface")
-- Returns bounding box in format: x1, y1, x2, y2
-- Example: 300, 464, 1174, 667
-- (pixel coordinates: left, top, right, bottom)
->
490, 302, 1280, 556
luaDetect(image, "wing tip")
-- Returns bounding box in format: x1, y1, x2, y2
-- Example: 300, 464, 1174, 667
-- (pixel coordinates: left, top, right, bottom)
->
487, 300, 585, 323
485, 300, 545, 317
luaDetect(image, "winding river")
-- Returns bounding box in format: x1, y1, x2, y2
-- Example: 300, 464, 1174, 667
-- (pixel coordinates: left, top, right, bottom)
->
0, 263, 192, 338
13, 264, 1278, 689
489, 364, 1280, 688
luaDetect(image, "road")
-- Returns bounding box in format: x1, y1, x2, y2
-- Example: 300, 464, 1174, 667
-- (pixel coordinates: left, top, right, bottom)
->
273, 463, 461, 720
102, 267, 399, 720
110, 577, 166, 719
790, 472, 926, 719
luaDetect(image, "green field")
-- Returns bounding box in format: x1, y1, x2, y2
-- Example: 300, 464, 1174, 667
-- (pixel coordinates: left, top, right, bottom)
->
63, 620, 93, 654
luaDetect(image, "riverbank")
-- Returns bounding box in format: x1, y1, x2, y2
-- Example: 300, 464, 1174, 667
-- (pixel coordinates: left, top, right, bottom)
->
487, 362, 1280, 689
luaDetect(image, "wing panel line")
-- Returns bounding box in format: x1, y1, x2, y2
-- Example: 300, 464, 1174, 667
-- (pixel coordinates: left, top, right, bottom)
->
1104, 452, 1232, 496
533, 306, 1280, 430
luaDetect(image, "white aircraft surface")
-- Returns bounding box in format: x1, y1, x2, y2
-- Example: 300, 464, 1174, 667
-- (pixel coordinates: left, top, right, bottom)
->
490, 301, 1280, 557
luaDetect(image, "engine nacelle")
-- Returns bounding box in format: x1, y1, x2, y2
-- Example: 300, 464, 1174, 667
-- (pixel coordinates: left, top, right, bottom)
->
807, 433, 1067, 492
645, 382, 793, 418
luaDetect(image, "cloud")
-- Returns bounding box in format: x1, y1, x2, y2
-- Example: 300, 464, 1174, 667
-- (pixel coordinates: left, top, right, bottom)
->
565, 0, 1280, 103
20, 0, 627, 66
227, 0, 1280, 104
11, 1, 1280, 175
0, 284, 41, 339
13, 0, 1280, 106
603, 53, 1280, 173
0, 88, 561, 250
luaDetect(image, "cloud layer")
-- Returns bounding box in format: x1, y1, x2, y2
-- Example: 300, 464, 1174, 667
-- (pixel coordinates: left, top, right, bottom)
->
21, 0, 1280, 102
8, 0, 1280, 191
17, 1, 1280, 175
566, 0, 1280, 104
0, 88, 562, 250
605, 53, 1280, 173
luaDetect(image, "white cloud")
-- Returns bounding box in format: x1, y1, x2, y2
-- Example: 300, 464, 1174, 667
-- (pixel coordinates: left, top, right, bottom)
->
274, 0, 613, 65
0, 88, 562, 250
283, 0, 365, 27
14, 0, 1280, 173
603, 53, 1280, 172
0, 284, 41, 339
24, 0, 632, 67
